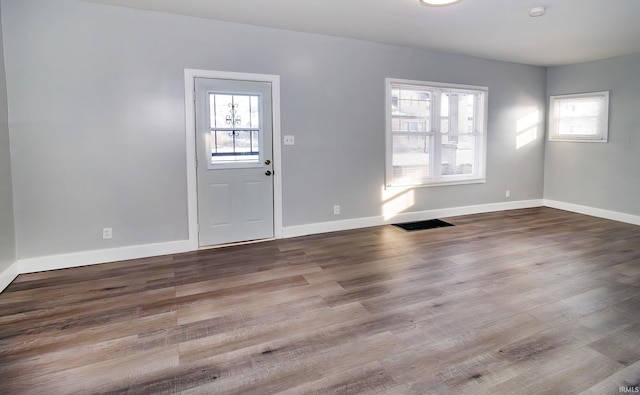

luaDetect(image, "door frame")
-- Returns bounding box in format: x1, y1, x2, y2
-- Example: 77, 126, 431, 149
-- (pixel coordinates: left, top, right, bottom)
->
184, 69, 283, 250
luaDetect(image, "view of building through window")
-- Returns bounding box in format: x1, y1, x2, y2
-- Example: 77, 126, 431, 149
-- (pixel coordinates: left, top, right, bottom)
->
387, 80, 487, 187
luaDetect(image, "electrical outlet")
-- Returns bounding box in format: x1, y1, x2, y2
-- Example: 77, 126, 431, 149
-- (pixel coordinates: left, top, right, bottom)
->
505, 190, 511, 198
333, 205, 340, 215
283, 135, 295, 145
102, 227, 113, 239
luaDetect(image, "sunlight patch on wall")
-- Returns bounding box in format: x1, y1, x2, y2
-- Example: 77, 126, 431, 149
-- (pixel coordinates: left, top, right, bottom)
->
382, 185, 415, 220
516, 110, 540, 149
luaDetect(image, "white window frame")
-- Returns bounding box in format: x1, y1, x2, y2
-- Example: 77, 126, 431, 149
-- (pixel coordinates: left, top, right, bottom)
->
385, 78, 488, 188
548, 91, 609, 142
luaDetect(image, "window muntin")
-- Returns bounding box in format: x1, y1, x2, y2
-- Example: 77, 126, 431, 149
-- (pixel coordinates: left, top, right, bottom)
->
549, 91, 609, 142
208, 93, 261, 165
386, 79, 487, 187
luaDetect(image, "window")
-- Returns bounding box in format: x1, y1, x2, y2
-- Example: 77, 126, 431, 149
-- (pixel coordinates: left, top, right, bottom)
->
548, 91, 609, 142
386, 78, 487, 187
207, 93, 261, 165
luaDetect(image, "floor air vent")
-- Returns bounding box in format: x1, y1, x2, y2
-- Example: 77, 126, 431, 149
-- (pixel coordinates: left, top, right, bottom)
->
392, 219, 454, 231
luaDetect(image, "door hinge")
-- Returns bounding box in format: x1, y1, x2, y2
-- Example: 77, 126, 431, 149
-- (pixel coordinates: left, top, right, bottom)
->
195, 157, 198, 168
192, 90, 196, 102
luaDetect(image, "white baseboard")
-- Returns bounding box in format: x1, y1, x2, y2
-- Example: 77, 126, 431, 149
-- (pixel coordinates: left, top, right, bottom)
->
283, 199, 544, 239
0, 261, 20, 293
3, 198, 636, 294
544, 199, 640, 226
0, 240, 192, 293
17, 240, 192, 275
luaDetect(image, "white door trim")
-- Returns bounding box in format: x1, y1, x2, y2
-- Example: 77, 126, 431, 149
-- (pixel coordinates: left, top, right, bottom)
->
184, 69, 283, 250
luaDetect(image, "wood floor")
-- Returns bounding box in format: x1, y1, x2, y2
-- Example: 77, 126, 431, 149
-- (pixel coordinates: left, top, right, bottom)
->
1, 207, 639, 394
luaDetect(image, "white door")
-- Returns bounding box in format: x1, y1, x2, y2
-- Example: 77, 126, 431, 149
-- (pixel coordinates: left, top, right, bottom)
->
195, 78, 274, 246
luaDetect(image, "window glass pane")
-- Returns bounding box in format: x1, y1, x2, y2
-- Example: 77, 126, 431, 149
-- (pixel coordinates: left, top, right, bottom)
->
252, 130, 259, 153
549, 92, 608, 141
392, 118, 401, 131
391, 89, 400, 112
232, 95, 251, 129
212, 130, 233, 155
393, 167, 430, 186
441, 135, 475, 176
557, 117, 599, 135
210, 94, 260, 129
392, 134, 430, 184
557, 97, 601, 118
393, 135, 430, 166
441, 118, 449, 134
459, 93, 475, 133
555, 97, 601, 136
250, 96, 260, 128
441, 91, 475, 134
210, 94, 233, 128
392, 87, 430, 132
395, 119, 428, 132
209, 93, 261, 165
233, 130, 254, 153
211, 130, 259, 163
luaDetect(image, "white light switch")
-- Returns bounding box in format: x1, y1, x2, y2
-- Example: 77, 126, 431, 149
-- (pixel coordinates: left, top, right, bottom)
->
283, 135, 295, 145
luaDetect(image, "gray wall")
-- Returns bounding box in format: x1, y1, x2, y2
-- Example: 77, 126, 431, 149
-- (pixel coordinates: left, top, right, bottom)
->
545, 53, 640, 216
2, 0, 546, 260
0, 4, 16, 272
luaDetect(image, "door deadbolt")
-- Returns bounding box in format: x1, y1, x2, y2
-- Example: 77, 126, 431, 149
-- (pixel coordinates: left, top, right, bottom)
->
264, 159, 271, 165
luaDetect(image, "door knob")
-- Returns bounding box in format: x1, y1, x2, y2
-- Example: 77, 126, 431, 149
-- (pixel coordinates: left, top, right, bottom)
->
265, 170, 272, 176
264, 159, 271, 165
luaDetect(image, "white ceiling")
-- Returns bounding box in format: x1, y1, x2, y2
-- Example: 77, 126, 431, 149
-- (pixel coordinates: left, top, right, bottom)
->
86, 0, 640, 67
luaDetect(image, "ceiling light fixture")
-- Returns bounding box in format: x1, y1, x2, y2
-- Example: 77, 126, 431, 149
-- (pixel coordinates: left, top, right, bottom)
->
420, 0, 463, 6
529, 6, 546, 17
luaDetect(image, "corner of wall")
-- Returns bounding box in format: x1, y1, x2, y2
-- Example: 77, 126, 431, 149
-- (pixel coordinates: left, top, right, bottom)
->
541, 65, 551, 201
0, 1, 18, 284
0, 239, 193, 294
544, 199, 640, 226
0, 260, 19, 293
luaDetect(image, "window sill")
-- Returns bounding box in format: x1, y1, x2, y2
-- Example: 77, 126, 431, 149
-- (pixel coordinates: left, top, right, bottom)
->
387, 177, 486, 189
549, 137, 607, 143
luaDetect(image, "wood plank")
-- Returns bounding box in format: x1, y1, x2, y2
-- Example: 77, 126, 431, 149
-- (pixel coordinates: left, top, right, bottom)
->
0, 207, 638, 393
589, 323, 640, 367
480, 346, 623, 394
581, 360, 640, 395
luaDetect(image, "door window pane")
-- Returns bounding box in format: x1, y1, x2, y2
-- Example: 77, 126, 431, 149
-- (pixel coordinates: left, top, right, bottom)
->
209, 93, 261, 164
211, 94, 232, 128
